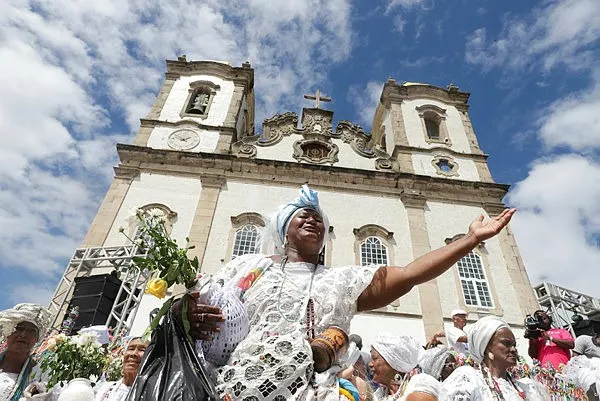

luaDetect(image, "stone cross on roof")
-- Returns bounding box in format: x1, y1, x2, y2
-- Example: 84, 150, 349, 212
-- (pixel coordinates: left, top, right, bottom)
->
304, 89, 332, 109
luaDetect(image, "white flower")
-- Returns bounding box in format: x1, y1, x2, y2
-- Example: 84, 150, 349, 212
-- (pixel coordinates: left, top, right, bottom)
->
89, 374, 99, 383
72, 332, 99, 347
148, 208, 163, 218
134, 238, 144, 246
47, 338, 57, 352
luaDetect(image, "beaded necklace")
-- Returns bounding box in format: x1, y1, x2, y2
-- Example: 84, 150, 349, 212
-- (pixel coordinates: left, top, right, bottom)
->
481, 365, 526, 400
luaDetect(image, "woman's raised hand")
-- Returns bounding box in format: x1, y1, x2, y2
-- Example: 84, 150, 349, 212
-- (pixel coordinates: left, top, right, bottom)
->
172, 291, 225, 341
468, 208, 516, 243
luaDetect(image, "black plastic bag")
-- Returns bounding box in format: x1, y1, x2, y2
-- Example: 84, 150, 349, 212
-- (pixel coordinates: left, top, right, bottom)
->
126, 309, 220, 401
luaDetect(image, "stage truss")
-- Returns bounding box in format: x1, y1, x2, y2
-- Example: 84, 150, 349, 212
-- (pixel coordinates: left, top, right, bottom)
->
47, 245, 150, 337
534, 281, 600, 335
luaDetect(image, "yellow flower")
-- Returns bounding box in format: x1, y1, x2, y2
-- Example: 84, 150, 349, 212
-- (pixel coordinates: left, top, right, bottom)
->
145, 278, 168, 299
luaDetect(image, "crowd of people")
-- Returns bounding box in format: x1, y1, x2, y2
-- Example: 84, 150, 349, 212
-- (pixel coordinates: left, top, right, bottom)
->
1, 184, 599, 400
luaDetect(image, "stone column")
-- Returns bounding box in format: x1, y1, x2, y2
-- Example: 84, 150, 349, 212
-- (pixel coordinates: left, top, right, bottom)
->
484, 203, 540, 314
187, 176, 226, 271
133, 77, 177, 146
81, 167, 139, 246
456, 105, 494, 183
389, 101, 415, 174
401, 192, 444, 339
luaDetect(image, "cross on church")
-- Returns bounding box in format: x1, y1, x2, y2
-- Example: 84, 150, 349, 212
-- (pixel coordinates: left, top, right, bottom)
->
304, 89, 332, 109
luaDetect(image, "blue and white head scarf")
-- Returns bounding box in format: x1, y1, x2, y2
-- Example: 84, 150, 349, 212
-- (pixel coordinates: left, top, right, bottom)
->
265, 184, 330, 256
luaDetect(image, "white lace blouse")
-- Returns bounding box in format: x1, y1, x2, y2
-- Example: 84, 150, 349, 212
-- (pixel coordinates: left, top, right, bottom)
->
0, 371, 18, 400
212, 254, 380, 401
442, 366, 550, 401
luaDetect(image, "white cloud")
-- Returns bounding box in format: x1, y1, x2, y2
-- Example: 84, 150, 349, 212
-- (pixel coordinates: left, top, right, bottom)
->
537, 73, 600, 152
466, 0, 600, 72
347, 81, 383, 130
393, 14, 406, 33
386, 0, 434, 13
9, 283, 56, 306
507, 154, 600, 295
0, 0, 355, 294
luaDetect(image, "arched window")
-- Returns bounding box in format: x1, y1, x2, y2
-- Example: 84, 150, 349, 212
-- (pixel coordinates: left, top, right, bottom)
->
228, 212, 265, 260
457, 252, 493, 308
416, 105, 451, 145
186, 88, 211, 115
231, 224, 260, 259
360, 236, 388, 266
131, 204, 178, 250
424, 117, 440, 139
181, 80, 220, 119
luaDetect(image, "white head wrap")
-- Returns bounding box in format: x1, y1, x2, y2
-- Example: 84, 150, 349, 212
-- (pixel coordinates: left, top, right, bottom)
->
467, 315, 510, 363
0, 303, 52, 342
419, 346, 451, 380
79, 325, 110, 345
263, 184, 330, 255
372, 333, 424, 374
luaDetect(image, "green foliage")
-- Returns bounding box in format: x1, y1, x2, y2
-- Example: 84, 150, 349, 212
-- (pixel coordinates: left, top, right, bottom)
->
39, 334, 107, 389
130, 210, 197, 288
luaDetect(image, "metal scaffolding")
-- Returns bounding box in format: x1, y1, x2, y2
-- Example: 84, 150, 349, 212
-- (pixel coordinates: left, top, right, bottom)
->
48, 245, 150, 337
534, 281, 600, 335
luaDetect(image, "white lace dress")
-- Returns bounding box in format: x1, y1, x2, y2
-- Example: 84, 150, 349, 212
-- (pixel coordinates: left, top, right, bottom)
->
0, 371, 18, 400
212, 254, 380, 401
442, 366, 550, 401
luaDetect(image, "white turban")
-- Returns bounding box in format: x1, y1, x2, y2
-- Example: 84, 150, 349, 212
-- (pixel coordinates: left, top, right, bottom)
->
0, 303, 52, 341
372, 333, 424, 373
264, 184, 330, 255
419, 346, 451, 380
467, 316, 509, 363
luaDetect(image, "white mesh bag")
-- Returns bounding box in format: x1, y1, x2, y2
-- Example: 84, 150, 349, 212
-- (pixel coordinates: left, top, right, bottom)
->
194, 275, 249, 366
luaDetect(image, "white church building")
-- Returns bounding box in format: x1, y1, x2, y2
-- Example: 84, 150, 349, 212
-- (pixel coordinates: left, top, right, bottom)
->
49, 58, 540, 355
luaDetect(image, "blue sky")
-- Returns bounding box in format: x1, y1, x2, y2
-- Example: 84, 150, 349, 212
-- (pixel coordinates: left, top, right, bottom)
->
1, 0, 599, 310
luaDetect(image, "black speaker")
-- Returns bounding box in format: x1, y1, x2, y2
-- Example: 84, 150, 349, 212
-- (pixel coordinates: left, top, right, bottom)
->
65, 273, 123, 331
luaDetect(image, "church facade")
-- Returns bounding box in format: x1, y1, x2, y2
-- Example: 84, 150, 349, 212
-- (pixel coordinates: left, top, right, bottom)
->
73, 58, 539, 349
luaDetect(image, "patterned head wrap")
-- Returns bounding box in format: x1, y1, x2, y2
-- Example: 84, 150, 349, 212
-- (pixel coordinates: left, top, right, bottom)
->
0, 303, 52, 342
265, 184, 330, 255
467, 316, 509, 363
372, 333, 423, 374
419, 346, 451, 380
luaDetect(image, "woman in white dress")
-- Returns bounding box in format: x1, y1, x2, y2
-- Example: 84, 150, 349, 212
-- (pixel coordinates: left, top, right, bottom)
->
0, 303, 51, 401
419, 346, 456, 382
443, 316, 549, 401
370, 333, 441, 401
174, 185, 515, 400
95, 338, 149, 401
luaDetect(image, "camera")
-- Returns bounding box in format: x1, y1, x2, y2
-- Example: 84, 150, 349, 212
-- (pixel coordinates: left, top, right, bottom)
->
524, 314, 541, 339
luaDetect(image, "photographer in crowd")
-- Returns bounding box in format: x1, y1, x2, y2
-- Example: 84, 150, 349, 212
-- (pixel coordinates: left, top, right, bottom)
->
526, 310, 574, 369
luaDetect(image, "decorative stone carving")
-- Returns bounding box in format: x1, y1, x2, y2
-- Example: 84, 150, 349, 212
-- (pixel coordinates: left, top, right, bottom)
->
231, 136, 258, 158
336, 120, 376, 159
258, 112, 298, 146
292, 138, 339, 165
432, 154, 459, 177
301, 108, 333, 136
375, 158, 393, 170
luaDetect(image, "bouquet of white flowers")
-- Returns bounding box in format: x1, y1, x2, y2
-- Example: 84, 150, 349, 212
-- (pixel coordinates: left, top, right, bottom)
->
39, 332, 106, 389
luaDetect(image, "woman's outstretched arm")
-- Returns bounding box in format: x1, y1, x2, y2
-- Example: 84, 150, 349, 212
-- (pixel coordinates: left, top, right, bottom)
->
357, 208, 516, 312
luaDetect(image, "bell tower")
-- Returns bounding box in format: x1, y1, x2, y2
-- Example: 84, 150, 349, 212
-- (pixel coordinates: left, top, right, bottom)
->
371, 79, 494, 183
132, 56, 255, 154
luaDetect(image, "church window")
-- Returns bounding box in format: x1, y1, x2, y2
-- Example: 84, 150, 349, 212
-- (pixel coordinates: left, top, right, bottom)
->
232, 224, 260, 259
432, 155, 458, 177
416, 105, 451, 146
186, 88, 211, 115
181, 80, 220, 119
425, 117, 440, 139
130, 204, 178, 250
360, 236, 389, 266
228, 212, 265, 260
457, 252, 493, 308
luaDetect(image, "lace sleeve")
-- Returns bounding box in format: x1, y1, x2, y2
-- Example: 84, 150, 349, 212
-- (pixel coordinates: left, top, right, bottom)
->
338, 264, 382, 313
442, 366, 480, 400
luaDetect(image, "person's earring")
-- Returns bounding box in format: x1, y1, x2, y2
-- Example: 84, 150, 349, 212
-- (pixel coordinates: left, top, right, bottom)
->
393, 372, 402, 382
488, 352, 494, 360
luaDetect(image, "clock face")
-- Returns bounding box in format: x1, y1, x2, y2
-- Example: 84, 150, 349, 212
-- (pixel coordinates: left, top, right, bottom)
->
167, 129, 200, 150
